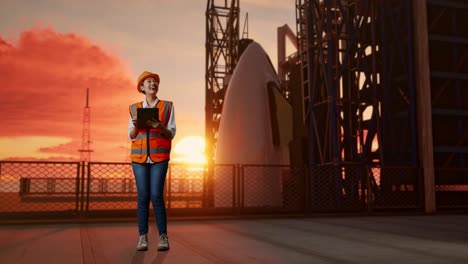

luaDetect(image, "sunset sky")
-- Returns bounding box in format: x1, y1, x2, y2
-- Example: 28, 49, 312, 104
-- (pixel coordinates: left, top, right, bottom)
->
0, 0, 296, 162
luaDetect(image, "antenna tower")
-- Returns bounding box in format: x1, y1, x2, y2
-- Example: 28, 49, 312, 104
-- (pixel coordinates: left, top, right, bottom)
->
78, 88, 93, 163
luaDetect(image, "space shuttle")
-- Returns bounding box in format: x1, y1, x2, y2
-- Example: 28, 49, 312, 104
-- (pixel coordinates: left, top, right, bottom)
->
214, 41, 293, 208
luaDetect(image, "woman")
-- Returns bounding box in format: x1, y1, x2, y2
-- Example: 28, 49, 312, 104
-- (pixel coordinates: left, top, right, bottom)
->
128, 71, 176, 251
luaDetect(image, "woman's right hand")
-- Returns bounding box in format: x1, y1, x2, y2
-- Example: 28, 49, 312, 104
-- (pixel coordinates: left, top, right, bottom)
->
130, 117, 139, 139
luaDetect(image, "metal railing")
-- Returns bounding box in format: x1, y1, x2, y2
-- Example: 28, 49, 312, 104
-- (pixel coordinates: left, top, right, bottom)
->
1, 160, 466, 221
435, 168, 468, 209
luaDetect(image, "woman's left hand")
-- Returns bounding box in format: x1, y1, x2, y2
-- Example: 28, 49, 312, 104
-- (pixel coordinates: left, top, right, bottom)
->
146, 118, 162, 129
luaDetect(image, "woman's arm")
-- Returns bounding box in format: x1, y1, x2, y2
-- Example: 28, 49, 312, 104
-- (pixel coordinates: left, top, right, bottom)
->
128, 115, 139, 140
147, 103, 176, 139
148, 119, 173, 139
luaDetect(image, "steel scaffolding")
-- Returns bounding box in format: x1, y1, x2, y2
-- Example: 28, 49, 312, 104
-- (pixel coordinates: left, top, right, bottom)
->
205, 0, 240, 206
427, 0, 468, 168
296, 0, 418, 208
205, 0, 240, 164
426, 0, 468, 208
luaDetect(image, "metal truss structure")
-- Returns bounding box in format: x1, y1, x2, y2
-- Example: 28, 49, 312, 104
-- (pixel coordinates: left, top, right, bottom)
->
296, 0, 417, 166
426, 0, 468, 207
205, 0, 240, 206
78, 88, 93, 163
296, 0, 418, 208
205, 0, 240, 165
427, 0, 468, 168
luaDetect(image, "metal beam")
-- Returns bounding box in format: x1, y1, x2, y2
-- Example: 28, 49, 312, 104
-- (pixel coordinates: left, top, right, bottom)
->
432, 109, 468, 117
434, 147, 468, 154
432, 71, 468, 80
413, 0, 436, 213
428, 0, 468, 10
429, 34, 468, 45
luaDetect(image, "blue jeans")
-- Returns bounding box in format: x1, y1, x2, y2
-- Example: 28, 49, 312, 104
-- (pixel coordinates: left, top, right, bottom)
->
132, 161, 168, 236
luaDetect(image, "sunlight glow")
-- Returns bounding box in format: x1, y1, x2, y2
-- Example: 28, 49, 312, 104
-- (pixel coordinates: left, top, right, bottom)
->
172, 136, 206, 164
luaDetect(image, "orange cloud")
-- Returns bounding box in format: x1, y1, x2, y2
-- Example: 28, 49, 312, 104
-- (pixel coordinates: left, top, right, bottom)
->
0, 26, 139, 161
38, 140, 81, 155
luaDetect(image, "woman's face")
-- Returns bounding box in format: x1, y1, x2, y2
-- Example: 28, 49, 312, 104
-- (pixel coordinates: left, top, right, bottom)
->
141, 77, 159, 95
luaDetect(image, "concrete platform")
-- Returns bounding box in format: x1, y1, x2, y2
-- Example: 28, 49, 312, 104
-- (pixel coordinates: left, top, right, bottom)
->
1, 214, 468, 263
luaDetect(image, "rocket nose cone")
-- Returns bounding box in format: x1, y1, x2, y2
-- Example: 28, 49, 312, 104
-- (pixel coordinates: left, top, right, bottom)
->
224, 41, 279, 104
215, 41, 281, 165
235, 42, 279, 85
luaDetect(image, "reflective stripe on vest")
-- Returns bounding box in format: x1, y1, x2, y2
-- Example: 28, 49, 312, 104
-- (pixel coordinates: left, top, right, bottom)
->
131, 148, 171, 154
135, 132, 166, 140
129, 100, 173, 163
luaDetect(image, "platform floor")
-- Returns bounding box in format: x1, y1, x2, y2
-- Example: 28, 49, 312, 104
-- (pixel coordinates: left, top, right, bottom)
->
1, 214, 468, 263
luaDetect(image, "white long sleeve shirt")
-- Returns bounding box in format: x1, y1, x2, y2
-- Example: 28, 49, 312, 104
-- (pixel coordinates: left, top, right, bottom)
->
128, 98, 176, 163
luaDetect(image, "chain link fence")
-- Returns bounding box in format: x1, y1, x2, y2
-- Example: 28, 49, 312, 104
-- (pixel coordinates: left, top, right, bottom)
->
372, 167, 422, 209
307, 165, 422, 212
2, 160, 466, 221
308, 164, 366, 212
85, 162, 136, 216
0, 161, 81, 219
240, 165, 305, 214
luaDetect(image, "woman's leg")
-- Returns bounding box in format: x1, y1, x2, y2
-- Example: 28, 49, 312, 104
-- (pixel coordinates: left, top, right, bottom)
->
149, 160, 169, 236
132, 162, 151, 236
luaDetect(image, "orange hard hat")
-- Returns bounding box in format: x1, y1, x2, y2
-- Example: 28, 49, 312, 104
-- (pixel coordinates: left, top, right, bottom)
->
137, 71, 160, 92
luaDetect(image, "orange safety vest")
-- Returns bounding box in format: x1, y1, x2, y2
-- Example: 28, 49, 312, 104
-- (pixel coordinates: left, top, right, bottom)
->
129, 100, 173, 163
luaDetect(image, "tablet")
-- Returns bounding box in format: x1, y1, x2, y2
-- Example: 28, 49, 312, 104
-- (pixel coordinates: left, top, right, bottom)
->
137, 108, 159, 129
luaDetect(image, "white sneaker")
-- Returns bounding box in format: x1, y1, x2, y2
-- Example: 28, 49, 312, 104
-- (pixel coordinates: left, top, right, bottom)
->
157, 234, 170, 251
136, 234, 148, 251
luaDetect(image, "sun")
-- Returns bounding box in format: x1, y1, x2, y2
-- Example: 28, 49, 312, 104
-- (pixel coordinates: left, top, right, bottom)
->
172, 136, 206, 164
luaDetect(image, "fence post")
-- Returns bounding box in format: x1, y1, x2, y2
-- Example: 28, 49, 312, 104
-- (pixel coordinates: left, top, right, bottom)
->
75, 163, 80, 213
419, 167, 426, 211
303, 166, 310, 215
233, 164, 243, 216
86, 162, 91, 213
366, 165, 372, 214
239, 164, 244, 215
232, 164, 236, 213
80, 161, 85, 215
